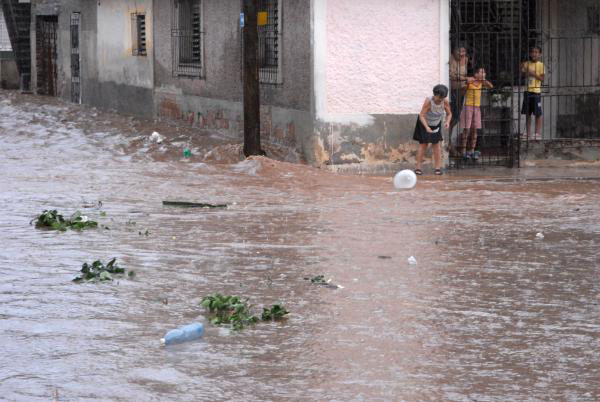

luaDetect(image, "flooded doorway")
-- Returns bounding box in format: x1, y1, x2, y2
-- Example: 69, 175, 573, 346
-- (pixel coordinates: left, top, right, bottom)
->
36, 15, 58, 96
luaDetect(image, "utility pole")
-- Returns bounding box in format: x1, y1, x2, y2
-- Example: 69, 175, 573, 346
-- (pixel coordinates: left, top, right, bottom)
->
242, 0, 262, 156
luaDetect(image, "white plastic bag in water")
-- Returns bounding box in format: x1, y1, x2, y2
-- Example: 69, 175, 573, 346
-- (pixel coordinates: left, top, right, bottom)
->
150, 131, 163, 144
393, 169, 417, 190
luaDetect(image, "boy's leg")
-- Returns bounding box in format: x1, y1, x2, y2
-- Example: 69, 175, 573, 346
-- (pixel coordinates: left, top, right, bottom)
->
460, 129, 468, 154
460, 106, 473, 155
535, 115, 543, 139
432, 142, 442, 169
522, 92, 531, 139
534, 95, 543, 139
470, 107, 482, 152
416, 143, 427, 170
470, 127, 478, 152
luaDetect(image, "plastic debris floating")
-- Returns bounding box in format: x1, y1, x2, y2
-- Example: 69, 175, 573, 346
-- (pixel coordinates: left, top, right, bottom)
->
393, 170, 417, 190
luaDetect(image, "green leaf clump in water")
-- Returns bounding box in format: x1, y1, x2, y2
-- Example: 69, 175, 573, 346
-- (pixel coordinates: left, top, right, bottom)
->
261, 304, 289, 321
304, 275, 339, 289
73, 258, 130, 283
33, 210, 98, 232
201, 293, 259, 330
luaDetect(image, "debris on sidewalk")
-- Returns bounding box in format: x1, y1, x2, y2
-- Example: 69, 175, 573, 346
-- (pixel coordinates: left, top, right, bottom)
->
150, 131, 163, 143
232, 158, 262, 175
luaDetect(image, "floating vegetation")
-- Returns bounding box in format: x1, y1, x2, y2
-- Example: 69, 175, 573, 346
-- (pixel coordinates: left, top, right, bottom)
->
73, 258, 133, 282
261, 304, 289, 321
201, 294, 258, 330
304, 275, 341, 289
201, 293, 288, 331
33, 210, 98, 232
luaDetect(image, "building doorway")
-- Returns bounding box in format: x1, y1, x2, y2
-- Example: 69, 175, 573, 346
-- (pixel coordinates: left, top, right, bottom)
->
36, 15, 58, 96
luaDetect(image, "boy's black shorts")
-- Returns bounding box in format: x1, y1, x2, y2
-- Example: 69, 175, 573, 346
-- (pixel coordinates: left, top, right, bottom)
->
521, 92, 542, 117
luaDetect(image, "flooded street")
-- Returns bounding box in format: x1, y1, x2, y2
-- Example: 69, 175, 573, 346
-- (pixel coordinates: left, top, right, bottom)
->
1, 91, 599, 401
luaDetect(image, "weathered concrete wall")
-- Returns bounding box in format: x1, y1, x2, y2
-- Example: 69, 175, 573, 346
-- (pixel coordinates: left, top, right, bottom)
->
521, 139, 600, 162
0, 57, 19, 89
153, 0, 314, 160
33, 0, 153, 117
311, 0, 449, 168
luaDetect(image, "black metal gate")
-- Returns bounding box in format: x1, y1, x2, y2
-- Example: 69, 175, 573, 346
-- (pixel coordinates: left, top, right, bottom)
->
36, 15, 58, 96
451, 0, 600, 167
450, 0, 528, 168
70, 12, 81, 103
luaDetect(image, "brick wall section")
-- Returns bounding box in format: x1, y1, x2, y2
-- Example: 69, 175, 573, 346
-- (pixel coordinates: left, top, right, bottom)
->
157, 95, 297, 148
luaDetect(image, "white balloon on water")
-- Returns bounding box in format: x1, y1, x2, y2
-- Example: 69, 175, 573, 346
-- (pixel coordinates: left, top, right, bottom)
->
393, 169, 417, 189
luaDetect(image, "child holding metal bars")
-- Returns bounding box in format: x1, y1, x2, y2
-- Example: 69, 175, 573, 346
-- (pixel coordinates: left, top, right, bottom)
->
521, 46, 545, 141
459, 66, 494, 161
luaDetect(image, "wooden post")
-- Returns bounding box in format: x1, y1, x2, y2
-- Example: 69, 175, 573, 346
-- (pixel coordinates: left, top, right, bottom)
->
242, 0, 262, 156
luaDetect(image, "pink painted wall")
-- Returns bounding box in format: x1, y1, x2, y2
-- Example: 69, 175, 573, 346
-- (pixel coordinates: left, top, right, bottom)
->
325, 0, 441, 115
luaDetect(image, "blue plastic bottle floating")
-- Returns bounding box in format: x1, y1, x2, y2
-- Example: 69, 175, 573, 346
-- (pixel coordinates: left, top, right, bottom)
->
161, 322, 204, 346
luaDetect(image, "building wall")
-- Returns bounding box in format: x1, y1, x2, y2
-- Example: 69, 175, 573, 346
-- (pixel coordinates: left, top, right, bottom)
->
33, 0, 153, 117
153, 0, 314, 160
312, 0, 449, 168
91, 0, 153, 116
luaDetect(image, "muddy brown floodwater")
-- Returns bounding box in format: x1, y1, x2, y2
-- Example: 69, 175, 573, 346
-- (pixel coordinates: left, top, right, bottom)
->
1, 91, 599, 401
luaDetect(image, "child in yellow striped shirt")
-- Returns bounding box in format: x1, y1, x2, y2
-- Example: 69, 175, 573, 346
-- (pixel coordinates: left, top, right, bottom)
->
460, 67, 493, 160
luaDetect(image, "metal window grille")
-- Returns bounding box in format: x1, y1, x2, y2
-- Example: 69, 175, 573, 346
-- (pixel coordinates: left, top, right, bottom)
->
588, 6, 600, 34
258, 0, 282, 84
172, 0, 203, 78
131, 13, 147, 56
450, 0, 527, 168
0, 9, 12, 51
536, 0, 600, 140
70, 12, 81, 103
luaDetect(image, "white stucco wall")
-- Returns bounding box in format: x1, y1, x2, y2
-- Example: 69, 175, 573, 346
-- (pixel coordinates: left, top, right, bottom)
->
97, 0, 153, 88
314, 0, 446, 124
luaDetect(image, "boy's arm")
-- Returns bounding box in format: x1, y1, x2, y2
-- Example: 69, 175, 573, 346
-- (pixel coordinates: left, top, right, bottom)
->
419, 98, 433, 132
536, 64, 545, 82
521, 61, 528, 73
483, 80, 494, 89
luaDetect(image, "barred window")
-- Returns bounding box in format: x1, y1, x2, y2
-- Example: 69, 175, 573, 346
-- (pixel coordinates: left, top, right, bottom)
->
0, 9, 12, 51
588, 6, 600, 34
258, 0, 282, 84
172, 0, 203, 78
131, 13, 147, 56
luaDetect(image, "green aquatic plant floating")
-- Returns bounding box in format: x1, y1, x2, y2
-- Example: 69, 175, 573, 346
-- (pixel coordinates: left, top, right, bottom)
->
33, 210, 98, 232
261, 304, 289, 321
201, 294, 289, 331
304, 275, 340, 289
201, 293, 259, 330
73, 258, 133, 282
